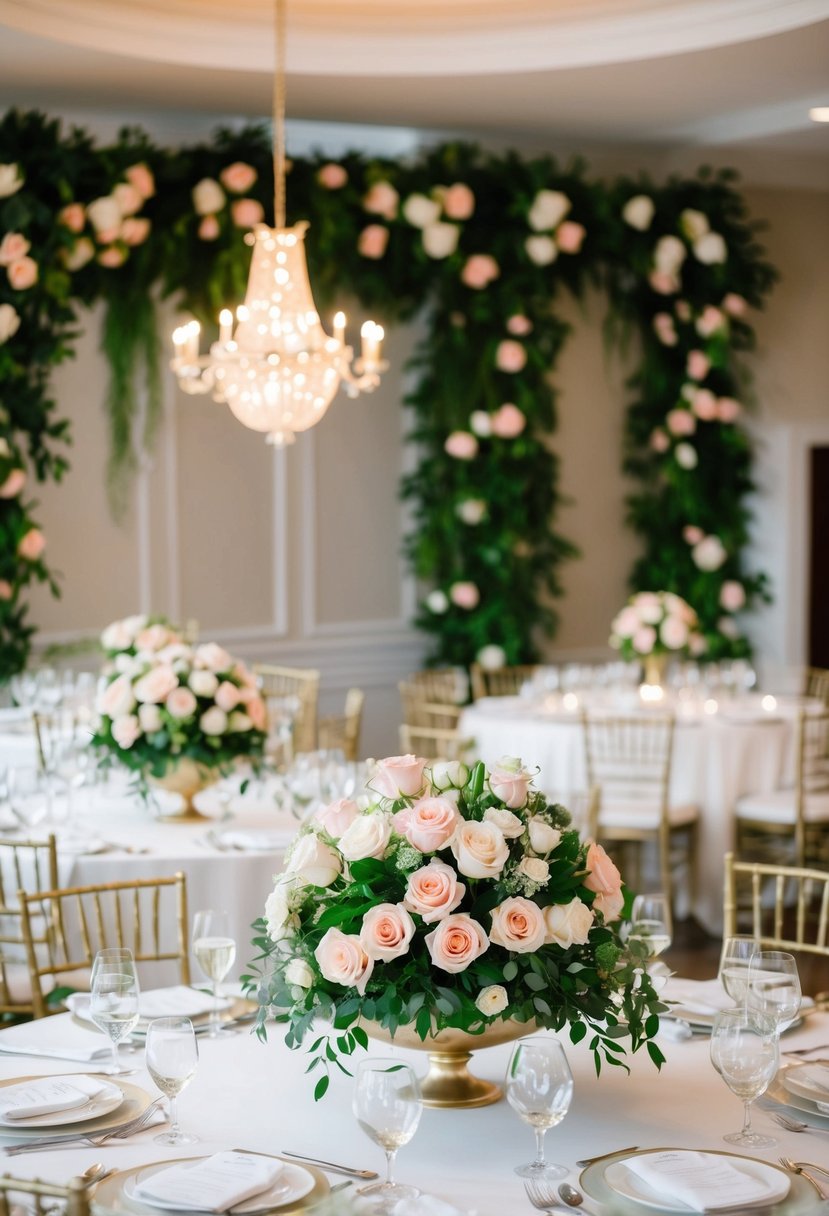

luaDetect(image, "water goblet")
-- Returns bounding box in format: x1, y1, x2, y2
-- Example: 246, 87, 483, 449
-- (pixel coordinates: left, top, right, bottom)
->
628, 894, 673, 962
192, 910, 237, 1037
352, 1059, 422, 1210
506, 1037, 574, 1180
145, 1016, 199, 1145
746, 950, 801, 1038
89, 948, 140, 1074
710, 1008, 778, 1146
718, 935, 759, 1005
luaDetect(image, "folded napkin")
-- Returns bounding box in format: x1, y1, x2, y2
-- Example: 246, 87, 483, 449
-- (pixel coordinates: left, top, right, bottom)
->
217, 830, 288, 852
0, 1040, 110, 1062
661, 977, 732, 1016
134, 1152, 283, 1212
0, 1075, 107, 1121
622, 1150, 786, 1212
391, 1198, 474, 1216
68, 985, 229, 1023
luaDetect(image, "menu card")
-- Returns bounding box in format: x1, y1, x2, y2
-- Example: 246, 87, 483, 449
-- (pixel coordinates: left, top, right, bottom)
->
134, 1152, 284, 1212
622, 1150, 784, 1212
0, 1075, 108, 1120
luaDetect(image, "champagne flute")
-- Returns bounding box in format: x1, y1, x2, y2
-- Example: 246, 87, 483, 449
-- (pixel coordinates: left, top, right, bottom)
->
352, 1059, 422, 1209
628, 894, 673, 962
710, 1008, 778, 1146
506, 1037, 573, 1180
192, 910, 236, 1037
145, 1016, 199, 1145
746, 950, 801, 1038
89, 948, 140, 1074
718, 935, 759, 1005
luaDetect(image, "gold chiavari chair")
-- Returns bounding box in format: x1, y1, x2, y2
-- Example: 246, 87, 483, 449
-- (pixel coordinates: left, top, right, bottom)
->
0, 1171, 92, 1216
0, 835, 58, 1016
403, 668, 469, 705
469, 663, 539, 701
398, 682, 463, 731
317, 688, 364, 761
723, 853, 829, 958
398, 724, 474, 762
735, 709, 829, 869
253, 664, 320, 758
804, 666, 829, 707
19, 873, 190, 1019
583, 712, 699, 913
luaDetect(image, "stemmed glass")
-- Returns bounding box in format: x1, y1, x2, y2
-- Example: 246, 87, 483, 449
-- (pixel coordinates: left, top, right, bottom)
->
145, 1017, 199, 1145
746, 951, 802, 1038
192, 910, 237, 1037
718, 935, 759, 1005
628, 894, 672, 982
89, 948, 140, 1074
506, 1037, 574, 1180
710, 1008, 778, 1147
352, 1059, 422, 1210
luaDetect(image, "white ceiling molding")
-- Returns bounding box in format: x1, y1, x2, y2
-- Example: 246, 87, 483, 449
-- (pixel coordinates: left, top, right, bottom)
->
1, 0, 828, 76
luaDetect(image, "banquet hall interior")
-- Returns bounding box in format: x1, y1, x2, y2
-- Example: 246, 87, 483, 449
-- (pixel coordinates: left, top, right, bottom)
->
0, 1, 828, 1213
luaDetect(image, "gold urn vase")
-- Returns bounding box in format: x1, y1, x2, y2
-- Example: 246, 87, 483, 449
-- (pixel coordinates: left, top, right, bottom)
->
363, 1019, 533, 1109
642, 652, 668, 688
148, 757, 219, 820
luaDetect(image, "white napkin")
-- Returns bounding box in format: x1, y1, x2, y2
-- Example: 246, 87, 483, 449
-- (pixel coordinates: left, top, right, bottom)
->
0, 1075, 108, 1120
391, 1198, 474, 1216
218, 830, 287, 852
622, 1150, 783, 1212
134, 1152, 283, 1212
661, 977, 731, 1015
0, 1040, 110, 1062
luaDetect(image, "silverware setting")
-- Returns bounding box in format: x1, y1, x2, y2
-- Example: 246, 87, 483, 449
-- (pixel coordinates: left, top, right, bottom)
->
779, 1155, 828, 1198
783, 1044, 829, 1058
773, 1111, 829, 1134
281, 1149, 378, 1180
3, 1096, 165, 1155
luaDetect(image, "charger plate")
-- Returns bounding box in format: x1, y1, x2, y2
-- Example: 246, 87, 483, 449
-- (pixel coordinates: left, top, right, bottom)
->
781, 1063, 829, 1106
69, 993, 255, 1035
0, 1075, 152, 1139
0, 1074, 122, 1128
94, 1155, 328, 1216
766, 1071, 829, 1129
580, 1148, 813, 1215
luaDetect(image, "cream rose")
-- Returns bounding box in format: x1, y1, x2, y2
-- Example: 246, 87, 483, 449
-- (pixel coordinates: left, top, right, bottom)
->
622, 194, 654, 231
528, 189, 570, 232
371, 754, 426, 799
314, 927, 373, 994
227, 710, 253, 732
483, 806, 524, 838
138, 702, 162, 733
195, 642, 233, 672
214, 680, 241, 712
97, 674, 135, 719
528, 817, 561, 854
489, 897, 546, 953
113, 182, 142, 217
395, 795, 460, 853
200, 706, 228, 736
133, 664, 178, 704
265, 882, 298, 941
338, 811, 392, 862
0, 303, 20, 345
0, 164, 23, 198
525, 235, 558, 266
166, 687, 197, 719
287, 833, 342, 888
192, 177, 226, 216
422, 222, 460, 259
311, 797, 359, 838
189, 669, 219, 698
519, 857, 550, 884
451, 820, 509, 879
544, 898, 594, 948
404, 860, 465, 924
429, 760, 469, 791
402, 193, 441, 228
112, 714, 141, 749
583, 841, 624, 924
86, 195, 121, 234
488, 757, 533, 809
425, 913, 489, 974
476, 985, 509, 1016
360, 903, 416, 962
284, 958, 314, 988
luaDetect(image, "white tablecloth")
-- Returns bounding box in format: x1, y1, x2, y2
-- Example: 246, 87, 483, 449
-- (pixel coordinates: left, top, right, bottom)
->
0, 1004, 826, 1213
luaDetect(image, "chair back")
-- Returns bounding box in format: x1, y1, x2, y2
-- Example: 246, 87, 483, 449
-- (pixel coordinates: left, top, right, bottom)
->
403, 669, 469, 705
0, 1172, 91, 1216
253, 664, 320, 757
318, 688, 365, 761
398, 682, 463, 731
723, 853, 829, 957
19, 872, 190, 1018
469, 663, 538, 701
582, 713, 675, 833
0, 834, 58, 1014
795, 709, 829, 865
804, 666, 829, 707
398, 724, 473, 762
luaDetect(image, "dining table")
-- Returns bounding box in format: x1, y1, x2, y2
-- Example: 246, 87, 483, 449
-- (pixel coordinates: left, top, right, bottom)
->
0, 985, 827, 1214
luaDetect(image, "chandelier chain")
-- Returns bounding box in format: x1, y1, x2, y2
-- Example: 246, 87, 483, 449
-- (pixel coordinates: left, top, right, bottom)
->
273, 0, 287, 229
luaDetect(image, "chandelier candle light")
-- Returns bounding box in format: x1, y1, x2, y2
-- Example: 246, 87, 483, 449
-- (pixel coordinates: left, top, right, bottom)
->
170, 0, 387, 446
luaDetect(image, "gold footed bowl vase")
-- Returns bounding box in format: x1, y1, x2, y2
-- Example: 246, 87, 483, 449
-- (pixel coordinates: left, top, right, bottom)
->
148, 757, 219, 821
642, 652, 668, 687
363, 1019, 532, 1109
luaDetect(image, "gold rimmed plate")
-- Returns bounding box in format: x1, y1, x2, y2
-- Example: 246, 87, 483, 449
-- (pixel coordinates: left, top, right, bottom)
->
767, 1069, 829, 1129
0, 1074, 123, 1129
69, 992, 256, 1035
0, 1075, 152, 1139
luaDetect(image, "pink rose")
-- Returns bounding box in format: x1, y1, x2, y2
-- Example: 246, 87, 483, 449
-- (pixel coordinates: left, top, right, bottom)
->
135, 624, 170, 652
443, 183, 475, 220
686, 349, 711, 381
357, 224, 389, 259
214, 680, 241, 712
317, 163, 348, 190
722, 292, 748, 318
556, 220, 586, 254
652, 313, 677, 346
691, 389, 718, 421
650, 428, 669, 453
460, 254, 499, 290
0, 468, 25, 498
611, 605, 640, 639
314, 797, 360, 838
404, 860, 466, 923
696, 305, 725, 337
666, 408, 696, 437
314, 927, 374, 994
17, 528, 45, 560
112, 714, 141, 749
196, 642, 233, 672
717, 397, 741, 423
507, 315, 533, 336
544, 898, 594, 948
246, 695, 267, 731
583, 841, 624, 923
451, 820, 509, 879
121, 217, 150, 246
444, 431, 478, 460
491, 404, 526, 439
97, 247, 126, 269
96, 227, 120, 244
632, 624, 656, 654
287, 834, 342, 887
720, 580, 746, 612
113, 182, 142, 217
198, 215, 220, 241
125, 162, 155, 200
425, 913, 488, 974
675, 299, 692, 321
166, 687, 197, 719
649, 270, 679, 295
363, 180, 399, 220
63, 238, 95, 271
394, 795, 460, 853
371, 754, 426, 799
450, 581, 479, 610
7, 257, 37, 289
489, 897, 547, 954
660, 616, 689, 650
489, 757, 533, 809
231, 198, 264, 228
220, 162, 258, 194
360, 903, 416, 962
58, 204, 85, 234
683, 525, 704, 545
0, 581, 12, 600
133, 663, 178, 704
495, 340, 527, 373
98, 674, 136, 718
0, 233, 30, 266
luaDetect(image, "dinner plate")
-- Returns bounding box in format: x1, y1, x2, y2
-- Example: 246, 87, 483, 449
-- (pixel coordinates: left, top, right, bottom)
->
0, 1075, 122, 1128
67, 988, 237, 1029
0, 1076, 152, 1139
766, 1071, 829, 1127
123, 1160, 315, 1213
781, 1062, 829, 1106
580, 1148, 814, 1215
95, 1155, 328, 1216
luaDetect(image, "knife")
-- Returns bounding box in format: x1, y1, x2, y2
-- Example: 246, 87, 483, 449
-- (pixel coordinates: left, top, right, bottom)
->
576, 1145, 639, 1168
281, 1150, 378, 1180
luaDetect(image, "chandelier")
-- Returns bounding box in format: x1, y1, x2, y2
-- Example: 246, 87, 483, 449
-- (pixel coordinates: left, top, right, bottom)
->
170, 0, 386, 447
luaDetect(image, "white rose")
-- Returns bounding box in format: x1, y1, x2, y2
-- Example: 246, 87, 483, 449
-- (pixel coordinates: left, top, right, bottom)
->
430, 760, 469, 791
528, 818, 561, 854
694, 232, 727, 265
456, 499, 487, 525
470, 410, 492, 438
422, 222, 460, 259
192, 177, 226, 216
477, 644, 506, 671
86, 195, 121, 234
483, 806, 524, 839
284, 958, 314, 988
675, 442, 698, 469
287, 833, 342, 887
101, 620, 133, 652
200, 706, 228, 736
622, 194, 654, 231
475, 984, 509, 1016
0, 303, 20, 345
265, 883, 298, 942
0, 164, 23, 198
338, 812, 392, 862
138, 702, 162, 733
692, 535, 727, 571
525, 235, 558, 266
519, 856, 550, 884
189, 669, 219, 697
719, 616, 741, 640
121, 614, 148, 637
63, 237, 95, 271
111, 714, 141, 749
528, 189, 570, 232
114, 654, 142, 676
660, 616, 689, 650
426, 590, 449, 614
451, 820, 509, 879
544, 898, 594, 948
227, 710, 253, 732
654, 235, 687, 273
402, 193, 441, 228
679, 208, 710, 241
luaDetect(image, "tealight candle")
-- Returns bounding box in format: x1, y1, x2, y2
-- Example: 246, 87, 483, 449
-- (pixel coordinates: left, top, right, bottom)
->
640, 683, 664, 703
562, 692, 579, 713
333, 311, 346, 346
219, 309, 233, 345
761, 694, 777, 712
704, 698, 718, 715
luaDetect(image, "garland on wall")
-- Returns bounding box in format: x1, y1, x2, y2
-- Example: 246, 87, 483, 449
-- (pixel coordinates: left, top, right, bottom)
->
0, 110, 776, 678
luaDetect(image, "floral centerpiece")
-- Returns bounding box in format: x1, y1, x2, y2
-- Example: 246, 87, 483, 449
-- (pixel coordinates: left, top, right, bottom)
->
91, 614, 267, 806
610, 591, 701, 684
248, 754, 665, 1104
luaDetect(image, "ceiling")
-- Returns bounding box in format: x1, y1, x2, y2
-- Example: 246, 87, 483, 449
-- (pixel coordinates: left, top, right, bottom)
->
0, 0, 827, 158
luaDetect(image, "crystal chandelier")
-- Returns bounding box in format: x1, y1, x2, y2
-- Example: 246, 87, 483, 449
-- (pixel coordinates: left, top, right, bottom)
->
170, 0, 386, 447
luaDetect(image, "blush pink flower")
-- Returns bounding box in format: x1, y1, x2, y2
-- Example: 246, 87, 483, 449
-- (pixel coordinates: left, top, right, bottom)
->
363, 180, 399, 220
0, 233, 30, 266
220, 162, 258, 194
314, 797, 360, 838
58, 204, 85, 234
556, 220, 586, 253
491, 404, 526, 439
317, 163, 348, 190
506, 315, 532, 336
489, 897, 547, 953
246, 695, 267, 731
650, 428, 669, 453
112, 715, 141, 749
649, 270, 679, 295
97, 247, 126, 269
632, 624, 656, 654
450, 581, 480, 610
717, 397, 742, 423
720, 580, 746, 612
7, 257, 37, 289
166, 687, 197, 718
425, 913, 489, 973
461, 254, 499, 290
722, 292, 748, 318
652, 313, 677, 346
314, 927, 373, 994
0, 581, 12, 600
444, 431, 478, 460
359, 903, 416, 963
583, 840, 624, 923
0, 468, 25, 498
686, 349, 711, 381
666, 408, 696, 437
696, 305, 725, 337
125, 162, 155, 200
357, 224, 389, 259
120, 217, 151, 246
394, 795, 460, 853
371, 754, 427, 799
231, 199, 264, 228
489, 757, 533, 809
683, 525, 704, 545
442, 182, 475, 220
691, 389, 718, 421
495, 340, 527, 373
113, 182, 143, 217
198, 215, 220, 241
404, 860, 465, 924
214, 680, 241, 713
98, 674, 136, 718
133, 664, 178, 705
17, 528, 45, 560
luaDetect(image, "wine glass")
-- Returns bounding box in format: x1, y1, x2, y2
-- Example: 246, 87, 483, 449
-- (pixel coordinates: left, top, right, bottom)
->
718, 935, 759, 1005
746, 951, 802, 1038
506, 1037, 573, 1180
710, 1008, 778, 1147
145, 1016, 199, 1145
89, 948, 140, 1074
192, 910, 236, 1037
352, 1059, 422, 1210
628, 894, 673, 963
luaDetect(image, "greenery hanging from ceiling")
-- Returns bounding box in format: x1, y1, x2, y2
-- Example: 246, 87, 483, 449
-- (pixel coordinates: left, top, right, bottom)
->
0, 109, 776, 679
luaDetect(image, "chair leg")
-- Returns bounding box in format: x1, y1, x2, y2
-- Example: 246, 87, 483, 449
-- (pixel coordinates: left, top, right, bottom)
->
658, 828, 673, 914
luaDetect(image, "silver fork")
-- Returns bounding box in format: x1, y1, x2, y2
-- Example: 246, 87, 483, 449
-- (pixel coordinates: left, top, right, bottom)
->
525, 1178, 573, 1213
4, 1097, 164, 1155
773, 1111, 829, 1134
779, 1156, 828, 1198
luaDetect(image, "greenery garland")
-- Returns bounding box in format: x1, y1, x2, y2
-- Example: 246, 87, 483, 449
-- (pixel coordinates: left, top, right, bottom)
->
0, 110, 776, 679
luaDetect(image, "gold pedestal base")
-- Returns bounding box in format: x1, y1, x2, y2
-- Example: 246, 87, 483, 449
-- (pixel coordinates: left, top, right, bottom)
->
420, 1049, 502, 1108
